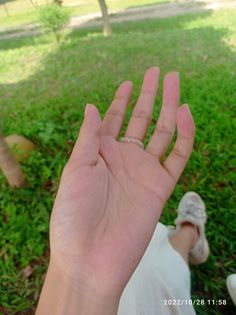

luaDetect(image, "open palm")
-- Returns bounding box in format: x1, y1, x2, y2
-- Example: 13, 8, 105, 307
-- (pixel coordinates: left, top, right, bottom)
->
50, 67, 195, 300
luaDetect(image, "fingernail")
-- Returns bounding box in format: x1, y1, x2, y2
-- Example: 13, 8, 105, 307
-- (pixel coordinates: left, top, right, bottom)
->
85, 104, 93, 117
180, 103, 190, 112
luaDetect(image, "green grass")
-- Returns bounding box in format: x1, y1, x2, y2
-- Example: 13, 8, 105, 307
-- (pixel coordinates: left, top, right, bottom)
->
0, 0, 167, 29
0, 8, 236, 315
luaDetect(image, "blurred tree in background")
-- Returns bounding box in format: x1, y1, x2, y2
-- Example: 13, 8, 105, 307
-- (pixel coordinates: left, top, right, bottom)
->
98, 0, 111, 36
38, 3, 70, 42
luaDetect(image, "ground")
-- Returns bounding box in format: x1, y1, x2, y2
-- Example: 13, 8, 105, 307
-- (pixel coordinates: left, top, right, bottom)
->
0, 2, 236, 315
1, 0, 236, 40
0, 0, 167, 29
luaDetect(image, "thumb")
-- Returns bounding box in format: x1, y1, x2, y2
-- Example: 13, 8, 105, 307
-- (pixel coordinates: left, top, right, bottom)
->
69, 104, 102, 166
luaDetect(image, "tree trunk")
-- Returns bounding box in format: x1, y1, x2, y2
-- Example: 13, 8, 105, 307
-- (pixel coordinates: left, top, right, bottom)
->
53, 0, 63, 6
3, 2, 10, 16
54, 31, 60, 43
0, 134, 25, 187
28, 0, 38, 9
98, 0, 111, 36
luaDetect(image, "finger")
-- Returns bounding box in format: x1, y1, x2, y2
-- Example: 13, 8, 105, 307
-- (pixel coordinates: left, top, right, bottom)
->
101, 81, 133, 138
163, 104, 195, 183
147, 71, 180, 159
69, 104, 101, 166
124, 66, 160, 141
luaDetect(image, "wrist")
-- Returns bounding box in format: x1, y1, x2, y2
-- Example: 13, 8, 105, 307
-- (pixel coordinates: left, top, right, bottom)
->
36, 260, 120, 315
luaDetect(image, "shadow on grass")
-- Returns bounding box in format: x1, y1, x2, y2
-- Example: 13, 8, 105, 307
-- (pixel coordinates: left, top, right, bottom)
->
0, 9, 236, 315
0, 31, 53, 50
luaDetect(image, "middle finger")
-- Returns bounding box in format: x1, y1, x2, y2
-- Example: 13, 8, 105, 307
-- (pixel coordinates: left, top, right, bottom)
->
124, 66, 160, 141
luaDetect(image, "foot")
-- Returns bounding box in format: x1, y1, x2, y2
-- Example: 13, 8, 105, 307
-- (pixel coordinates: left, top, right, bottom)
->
169, 192, 209, 265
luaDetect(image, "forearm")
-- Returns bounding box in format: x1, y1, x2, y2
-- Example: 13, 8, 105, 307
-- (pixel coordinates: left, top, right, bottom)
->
36, 262, 120, 315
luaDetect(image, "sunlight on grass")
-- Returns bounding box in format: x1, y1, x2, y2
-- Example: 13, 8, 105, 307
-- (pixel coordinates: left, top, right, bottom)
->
181, 9, 236, 32
181, 10, 236, 51
0, 37, 58, 84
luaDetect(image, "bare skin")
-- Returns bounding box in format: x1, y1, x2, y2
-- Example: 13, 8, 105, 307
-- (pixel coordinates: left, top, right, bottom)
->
36, 67, 195, 315
169, 222, 199, 264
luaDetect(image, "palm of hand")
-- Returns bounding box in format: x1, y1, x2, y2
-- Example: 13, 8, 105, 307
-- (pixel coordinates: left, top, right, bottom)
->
50, 67, 195, 299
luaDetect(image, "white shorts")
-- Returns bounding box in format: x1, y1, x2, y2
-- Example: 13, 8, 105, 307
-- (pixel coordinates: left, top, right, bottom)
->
118, 223, 196, 315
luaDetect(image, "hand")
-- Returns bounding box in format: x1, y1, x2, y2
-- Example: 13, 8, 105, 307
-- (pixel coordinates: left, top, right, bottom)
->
47, 67, 195, 305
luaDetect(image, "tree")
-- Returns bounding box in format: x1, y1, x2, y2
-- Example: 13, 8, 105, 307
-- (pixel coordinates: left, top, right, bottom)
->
53, 0, 63, 6
0, 0, 10, 16
98, 0, 111, 36
28, 0, 38, 9
0, 133, 25, 188
38, 4, 70, 43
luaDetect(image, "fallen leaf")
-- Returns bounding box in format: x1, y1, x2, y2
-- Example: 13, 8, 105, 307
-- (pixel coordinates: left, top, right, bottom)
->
21, 265, 34, 278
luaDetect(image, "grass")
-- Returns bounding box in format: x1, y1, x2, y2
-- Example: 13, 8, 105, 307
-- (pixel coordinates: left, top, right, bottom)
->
0, 0, 168, 29
0, 7, 236, 315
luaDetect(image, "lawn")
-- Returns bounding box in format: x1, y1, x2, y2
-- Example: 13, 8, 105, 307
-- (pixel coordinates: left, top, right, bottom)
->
0, 0, 168, 29
0, 7, 236, 315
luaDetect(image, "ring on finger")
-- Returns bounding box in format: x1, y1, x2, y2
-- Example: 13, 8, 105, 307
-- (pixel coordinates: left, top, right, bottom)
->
119, 137, 144, 149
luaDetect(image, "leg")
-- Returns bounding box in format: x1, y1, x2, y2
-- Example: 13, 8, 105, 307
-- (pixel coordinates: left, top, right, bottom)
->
169, 222, 198, 264
118, 222, 196, 315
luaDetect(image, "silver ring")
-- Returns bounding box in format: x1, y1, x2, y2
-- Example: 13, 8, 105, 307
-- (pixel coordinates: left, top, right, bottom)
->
119, 137, 144, 149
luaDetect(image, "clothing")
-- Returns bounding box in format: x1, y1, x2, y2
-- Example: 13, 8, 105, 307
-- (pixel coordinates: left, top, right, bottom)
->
118, 223, 196, 315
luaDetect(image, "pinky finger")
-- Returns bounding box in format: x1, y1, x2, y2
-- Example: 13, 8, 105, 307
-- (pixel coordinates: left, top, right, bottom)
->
163, 104, 195, 183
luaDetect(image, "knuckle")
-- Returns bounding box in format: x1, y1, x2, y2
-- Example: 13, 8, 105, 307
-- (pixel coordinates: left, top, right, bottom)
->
163, 162, 177, 184
114, 95, 127, 101
156, 124, 173, 136
106, 109, 124, 119
142, 90, 155, 96
132, 109, 151, 122
173, 147, 188, 160
146, 146, 158, 156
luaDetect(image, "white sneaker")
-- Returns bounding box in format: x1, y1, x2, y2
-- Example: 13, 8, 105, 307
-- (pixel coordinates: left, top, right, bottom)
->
169, 192, 209, 265
226, 274, 236, 305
